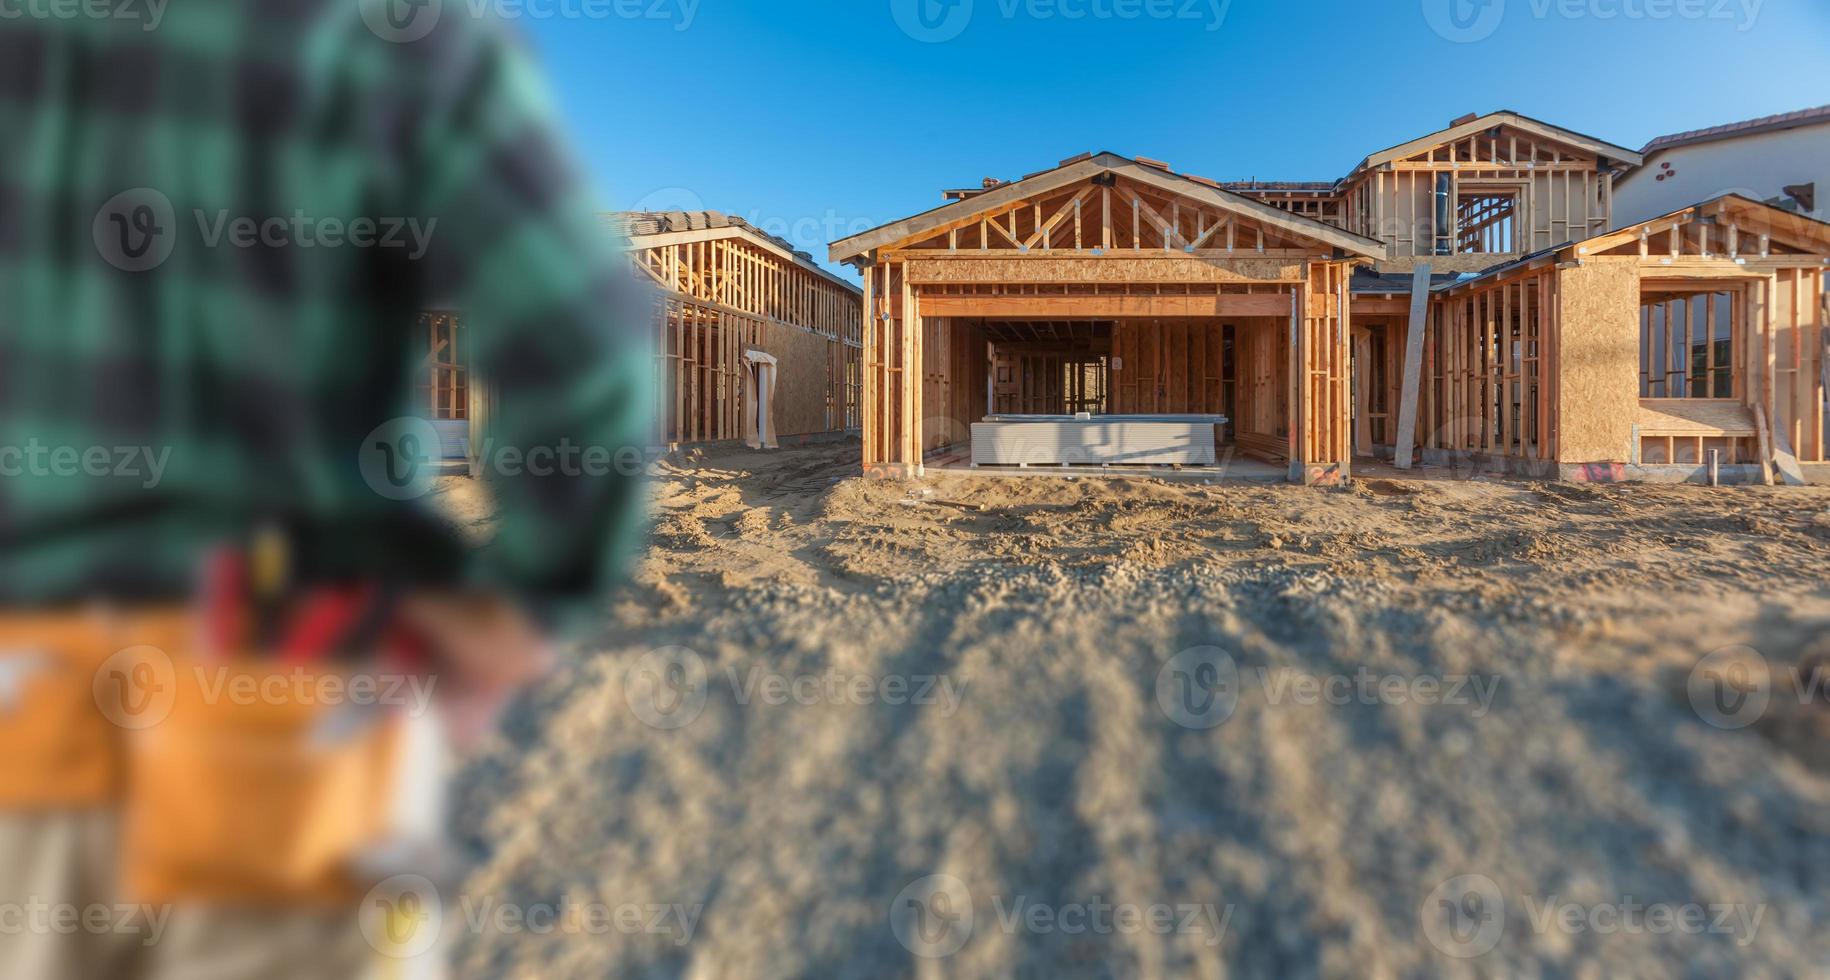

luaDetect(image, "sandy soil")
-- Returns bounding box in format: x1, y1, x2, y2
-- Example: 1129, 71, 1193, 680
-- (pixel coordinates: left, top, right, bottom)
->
443, 440, 1830, 979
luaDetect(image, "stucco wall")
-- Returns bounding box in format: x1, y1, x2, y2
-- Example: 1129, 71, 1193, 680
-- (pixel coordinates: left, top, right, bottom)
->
1614, 124, 1830, 227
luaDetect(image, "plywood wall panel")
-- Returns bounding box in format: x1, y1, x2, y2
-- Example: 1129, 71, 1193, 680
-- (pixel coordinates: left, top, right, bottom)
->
757, 321, 839, 438
1556, 258, 1641, 463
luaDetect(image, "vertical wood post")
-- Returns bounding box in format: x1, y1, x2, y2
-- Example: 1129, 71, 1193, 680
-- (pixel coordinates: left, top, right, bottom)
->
1394, 264, 1433, 469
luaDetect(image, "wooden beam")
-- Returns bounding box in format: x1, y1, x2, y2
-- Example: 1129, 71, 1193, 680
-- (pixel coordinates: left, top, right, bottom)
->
1393, 264, 1433, 469
917, 293, 1294, 318
1351, 296, 1412, 315
1020, 187, 1095, 250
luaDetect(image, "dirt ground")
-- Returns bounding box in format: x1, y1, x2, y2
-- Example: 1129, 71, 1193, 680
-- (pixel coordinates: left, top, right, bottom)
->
437, 440, 1830, 979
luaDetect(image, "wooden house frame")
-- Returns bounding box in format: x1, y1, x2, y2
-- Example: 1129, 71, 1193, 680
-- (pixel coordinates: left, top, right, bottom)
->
413, 310, 490, 461
829, 152, 1388, 484
1345, 196, 1830, 482
829, 112, 1830, 485
1231, 112, 1644, 273
618, 212, 864, 447
1437, 196, 1828, 479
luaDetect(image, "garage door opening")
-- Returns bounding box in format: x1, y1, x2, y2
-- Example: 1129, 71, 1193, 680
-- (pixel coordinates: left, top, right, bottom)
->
915, 316, 1294, 476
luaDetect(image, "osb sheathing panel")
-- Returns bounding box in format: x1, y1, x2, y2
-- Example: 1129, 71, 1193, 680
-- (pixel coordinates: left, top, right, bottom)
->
1379, 254, 1518, 276
1557, 258, 1641, 463
758, 322, 839, 437
900, 256, 1303, 285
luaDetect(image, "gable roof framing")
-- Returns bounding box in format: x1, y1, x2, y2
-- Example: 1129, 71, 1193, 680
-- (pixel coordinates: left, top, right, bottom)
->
1575, 193, 1830, 257
1437, 194, 1830, 296
615, 215, 862, 295
1350, 111, 1643, 176
830, 152, 1387, 264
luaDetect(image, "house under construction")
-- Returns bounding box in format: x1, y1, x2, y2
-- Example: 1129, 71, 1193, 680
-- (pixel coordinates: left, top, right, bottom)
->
829, 111, 1830, 484
414, 211, 864, 461
615, 211, 863, 448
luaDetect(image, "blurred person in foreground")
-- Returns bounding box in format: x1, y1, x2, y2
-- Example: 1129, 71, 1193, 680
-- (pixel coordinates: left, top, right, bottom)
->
0, 0, 651, 976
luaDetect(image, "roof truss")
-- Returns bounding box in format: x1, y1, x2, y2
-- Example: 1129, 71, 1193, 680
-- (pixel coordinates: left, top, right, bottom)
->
621, 222, 858, 294
1356, 112, 1642, 174
1577, 195, 1830, 259
831, 153, 1386, 263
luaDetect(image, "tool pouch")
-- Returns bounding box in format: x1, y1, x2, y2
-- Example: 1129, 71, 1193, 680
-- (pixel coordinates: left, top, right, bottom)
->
0, 612, 189, 809
122, 654, 406, 906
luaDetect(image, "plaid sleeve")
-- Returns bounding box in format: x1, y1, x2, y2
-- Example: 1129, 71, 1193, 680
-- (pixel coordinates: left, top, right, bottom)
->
403, 20, 654, 627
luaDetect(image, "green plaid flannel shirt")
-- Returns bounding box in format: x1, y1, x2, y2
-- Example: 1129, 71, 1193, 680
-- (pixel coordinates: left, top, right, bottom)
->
0, 1, 653, 622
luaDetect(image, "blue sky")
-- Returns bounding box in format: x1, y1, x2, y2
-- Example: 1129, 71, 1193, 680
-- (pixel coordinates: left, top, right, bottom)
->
517, 0, 1830, 278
